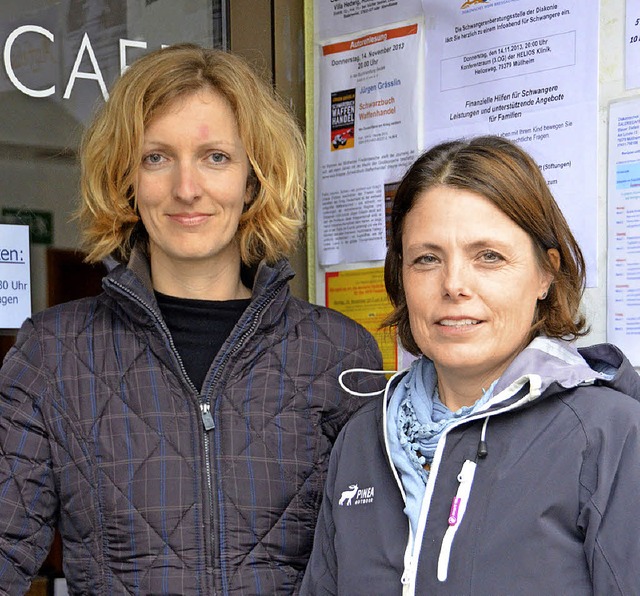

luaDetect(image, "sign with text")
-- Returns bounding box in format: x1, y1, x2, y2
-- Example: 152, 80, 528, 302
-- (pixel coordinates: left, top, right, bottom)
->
0, 224, 31, 329
325, 267, 397, 370
607, 98, 640, 365
316, 21, 422, 266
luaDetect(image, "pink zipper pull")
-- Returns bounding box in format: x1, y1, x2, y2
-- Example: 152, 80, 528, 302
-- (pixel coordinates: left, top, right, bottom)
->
448, 496, 461, 526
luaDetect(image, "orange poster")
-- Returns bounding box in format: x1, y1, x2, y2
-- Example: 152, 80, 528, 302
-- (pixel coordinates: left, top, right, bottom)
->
325, 267, 397, 370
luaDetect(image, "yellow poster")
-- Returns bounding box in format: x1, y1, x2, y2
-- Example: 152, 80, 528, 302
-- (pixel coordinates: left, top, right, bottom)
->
325, 267, 397, 370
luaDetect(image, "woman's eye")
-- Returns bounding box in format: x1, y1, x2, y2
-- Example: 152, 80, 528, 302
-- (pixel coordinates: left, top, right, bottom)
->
208, 152, 228, 164
143, 153, 165, 165
480, 250, 503, 263
415, 254, 438, 265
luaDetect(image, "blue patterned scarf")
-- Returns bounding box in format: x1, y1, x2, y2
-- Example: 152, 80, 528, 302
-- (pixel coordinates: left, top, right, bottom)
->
386, 356, 496, 536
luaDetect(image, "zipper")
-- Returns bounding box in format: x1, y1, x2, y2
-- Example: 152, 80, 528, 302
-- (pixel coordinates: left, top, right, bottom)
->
436, 459, 477, 582
193, 275, 288, 593
104, 279, 209, 470
105, 278, 214, 589
108, 271, 288, 590
105, 279, 199, 393
384, 373, 538, 593
201, 402, 215, 430
400, 527, 415, 596
381, 373, 421, 596
398, 445, 444, 596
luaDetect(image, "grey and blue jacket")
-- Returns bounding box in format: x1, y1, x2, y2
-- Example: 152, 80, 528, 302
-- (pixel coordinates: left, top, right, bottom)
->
0, 246, 384, 595
302, 338, 640, 595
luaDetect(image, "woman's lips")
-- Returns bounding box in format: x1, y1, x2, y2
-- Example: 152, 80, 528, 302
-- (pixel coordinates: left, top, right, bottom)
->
168, 213, 210, 226
437, 318, 481, 327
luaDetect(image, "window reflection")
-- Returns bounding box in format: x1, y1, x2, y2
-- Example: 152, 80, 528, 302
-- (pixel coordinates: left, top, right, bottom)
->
0, 0, 225, 314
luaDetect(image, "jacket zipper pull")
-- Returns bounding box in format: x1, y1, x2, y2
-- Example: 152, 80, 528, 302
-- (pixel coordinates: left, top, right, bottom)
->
400, 567, 413, 596
200, 402, 215, 431
449, 459, 476, 525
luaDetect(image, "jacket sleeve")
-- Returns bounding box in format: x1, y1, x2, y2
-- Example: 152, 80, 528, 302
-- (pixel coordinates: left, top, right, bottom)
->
0, 321, 57, 594
348, 328, 386, 419
353, 327, 384, 377
354, 330, 387, 392
313, 312, 384, 446
300, 430, 343, 595
578, 392, 640, 595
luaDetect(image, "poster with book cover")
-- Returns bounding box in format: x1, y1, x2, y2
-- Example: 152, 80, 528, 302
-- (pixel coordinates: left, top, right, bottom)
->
316, 21, 423, 266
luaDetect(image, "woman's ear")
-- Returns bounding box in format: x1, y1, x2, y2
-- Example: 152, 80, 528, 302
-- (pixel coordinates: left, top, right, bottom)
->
245, 168, 259, 206
547, 248, 560, 272
539, 248, 560, 299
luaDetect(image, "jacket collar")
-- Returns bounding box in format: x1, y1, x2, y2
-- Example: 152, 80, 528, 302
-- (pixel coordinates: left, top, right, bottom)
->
102, 242, 295, 330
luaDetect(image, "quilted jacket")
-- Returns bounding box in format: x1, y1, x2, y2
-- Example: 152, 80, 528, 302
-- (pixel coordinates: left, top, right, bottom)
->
0, 247, 384, 595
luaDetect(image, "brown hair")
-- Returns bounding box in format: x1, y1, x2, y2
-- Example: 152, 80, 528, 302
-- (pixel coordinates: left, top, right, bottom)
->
383, 135, 588, 355
77, 43, 305, 265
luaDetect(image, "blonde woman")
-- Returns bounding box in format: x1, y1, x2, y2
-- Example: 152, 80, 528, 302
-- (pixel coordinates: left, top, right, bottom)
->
0, 45, 383, 595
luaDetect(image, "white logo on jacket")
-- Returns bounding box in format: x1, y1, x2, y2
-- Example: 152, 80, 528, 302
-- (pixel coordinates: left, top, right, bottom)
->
338, 483, 375, 506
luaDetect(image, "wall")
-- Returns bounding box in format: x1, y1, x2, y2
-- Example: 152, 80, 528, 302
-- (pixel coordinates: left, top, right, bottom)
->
1, 1, 632, 334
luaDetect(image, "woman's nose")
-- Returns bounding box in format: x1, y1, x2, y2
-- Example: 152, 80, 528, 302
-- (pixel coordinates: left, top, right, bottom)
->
173, 162, 201, 202
442, 261, 472, 299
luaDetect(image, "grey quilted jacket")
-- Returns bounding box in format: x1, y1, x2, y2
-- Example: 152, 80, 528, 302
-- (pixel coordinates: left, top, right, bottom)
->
0, 247, 384, 595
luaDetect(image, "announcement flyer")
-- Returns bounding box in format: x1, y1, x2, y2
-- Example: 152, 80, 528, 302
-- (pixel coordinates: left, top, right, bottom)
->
607, 98, 640, 365
316, 21, 423, 265
422, 0, 599, 283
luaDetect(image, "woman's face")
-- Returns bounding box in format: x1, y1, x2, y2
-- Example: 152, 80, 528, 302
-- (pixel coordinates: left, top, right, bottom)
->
401, 186, 553, 388
135, 88, 251, 277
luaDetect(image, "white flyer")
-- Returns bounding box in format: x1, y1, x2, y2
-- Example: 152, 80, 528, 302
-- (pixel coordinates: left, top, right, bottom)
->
421, 0, 599, 286
0, 224, 31, 329
315, 21, 423, 265
607, 98, 640, 365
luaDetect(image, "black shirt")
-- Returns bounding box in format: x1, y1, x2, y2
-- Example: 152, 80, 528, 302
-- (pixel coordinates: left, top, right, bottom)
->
155, 291, 250, 391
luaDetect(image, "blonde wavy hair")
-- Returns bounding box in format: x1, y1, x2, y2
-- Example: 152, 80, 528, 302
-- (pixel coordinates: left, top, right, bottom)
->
77, 43, 305, 265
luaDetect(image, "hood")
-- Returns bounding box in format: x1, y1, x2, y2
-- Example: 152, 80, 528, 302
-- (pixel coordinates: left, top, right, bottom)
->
577, 342, 640, 401
489, 337, 640, 410
382, 337, 640, 420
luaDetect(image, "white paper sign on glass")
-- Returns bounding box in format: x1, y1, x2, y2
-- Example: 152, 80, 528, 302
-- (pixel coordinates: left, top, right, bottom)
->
422, 0, 599, 286
607, 98, 640, 365
0, 224, 32, 329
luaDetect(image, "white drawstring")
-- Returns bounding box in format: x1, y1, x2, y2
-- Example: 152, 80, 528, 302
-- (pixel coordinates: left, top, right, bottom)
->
338, 367, 397, 397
